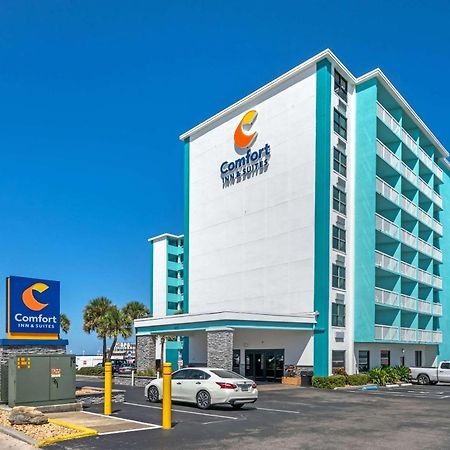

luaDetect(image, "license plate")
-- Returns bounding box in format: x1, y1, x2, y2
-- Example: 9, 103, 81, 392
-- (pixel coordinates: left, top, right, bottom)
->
240, 384, 249, 392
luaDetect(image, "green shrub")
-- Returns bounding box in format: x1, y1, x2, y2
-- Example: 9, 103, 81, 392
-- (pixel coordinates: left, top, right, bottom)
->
77, 366, 104, 376
368, 367, 387, 385
346, 374, 369, 386
332, 367, 348, 377
312, 375, 346, 389
394, 365, 410, 382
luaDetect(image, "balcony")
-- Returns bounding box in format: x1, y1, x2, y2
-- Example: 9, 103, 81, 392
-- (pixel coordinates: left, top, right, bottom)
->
417, 268, 433, 286
375, 324, 399, 341
400, 295, 417, 311
401, 229, 417, 248
167, 261, 183, 271
400, 327, 417, 342
375, 288, 399, 307
434, 275, 443, 290
418, 329, 433, 343
375, 251, 399, 273
418, 238, 433, 258
433, 303, 443, 316
434, 219, 443, 236
418, 299, 432, 314
433, 247, 443, 262
376, 176, 400, 205
433, 330, 443, 343
376, 214, 399, 240
400, 261, 416, 279
376, 140, 401, 171
376, 102, 443, 184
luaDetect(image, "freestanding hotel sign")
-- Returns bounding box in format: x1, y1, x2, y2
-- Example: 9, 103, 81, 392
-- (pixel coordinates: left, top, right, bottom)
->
6, 276, 60, 340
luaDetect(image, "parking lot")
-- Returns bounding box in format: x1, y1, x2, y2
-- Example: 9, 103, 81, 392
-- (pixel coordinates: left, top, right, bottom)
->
46, 378, 450, 450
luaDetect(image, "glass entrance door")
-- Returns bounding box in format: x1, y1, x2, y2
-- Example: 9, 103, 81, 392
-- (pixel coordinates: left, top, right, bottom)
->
245, 349, 285, 382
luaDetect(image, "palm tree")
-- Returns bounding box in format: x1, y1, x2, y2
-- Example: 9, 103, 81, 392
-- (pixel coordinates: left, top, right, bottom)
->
103, 305, 133, 361
122, 301, 150, 327
83, 297, 112, 365
60, 313, 71, 334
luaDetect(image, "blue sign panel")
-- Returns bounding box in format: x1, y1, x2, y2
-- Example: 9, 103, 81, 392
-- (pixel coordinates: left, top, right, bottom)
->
7, 276, 60, 336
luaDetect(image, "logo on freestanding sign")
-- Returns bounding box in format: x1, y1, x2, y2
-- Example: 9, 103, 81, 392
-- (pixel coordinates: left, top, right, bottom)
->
6, 276, 60, 339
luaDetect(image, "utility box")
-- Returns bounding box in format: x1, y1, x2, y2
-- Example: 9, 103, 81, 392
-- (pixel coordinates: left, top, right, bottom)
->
7, 355, 76, 407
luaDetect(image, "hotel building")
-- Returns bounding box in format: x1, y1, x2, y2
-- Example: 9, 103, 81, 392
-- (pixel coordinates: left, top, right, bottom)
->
135, 49, 450, 379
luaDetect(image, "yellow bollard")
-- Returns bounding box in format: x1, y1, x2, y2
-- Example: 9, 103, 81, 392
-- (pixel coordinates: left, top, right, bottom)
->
162, 362, 172, 429
104, 361, 112, 415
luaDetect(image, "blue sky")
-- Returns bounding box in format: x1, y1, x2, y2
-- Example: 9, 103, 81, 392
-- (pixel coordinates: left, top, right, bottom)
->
0, 1, 449, 354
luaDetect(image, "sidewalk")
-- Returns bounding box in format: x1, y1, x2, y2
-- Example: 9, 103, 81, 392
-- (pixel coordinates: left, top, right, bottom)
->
0, 433, 34, 450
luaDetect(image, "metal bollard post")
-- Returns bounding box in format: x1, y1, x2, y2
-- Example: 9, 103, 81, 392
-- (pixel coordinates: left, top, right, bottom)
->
104, 361, 112, 415
131, 369, 135, 387
162, 362, 172, 429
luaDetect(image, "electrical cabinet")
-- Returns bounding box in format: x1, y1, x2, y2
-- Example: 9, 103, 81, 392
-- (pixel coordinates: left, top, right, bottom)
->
7, 355, 76, 407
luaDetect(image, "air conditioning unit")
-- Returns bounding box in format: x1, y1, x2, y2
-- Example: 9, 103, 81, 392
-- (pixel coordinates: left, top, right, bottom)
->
337, 177, 346, 189
336, 216, 346, 227
336, 254, 345, 265
335, 331, 345, 340
335, 293, 345, 303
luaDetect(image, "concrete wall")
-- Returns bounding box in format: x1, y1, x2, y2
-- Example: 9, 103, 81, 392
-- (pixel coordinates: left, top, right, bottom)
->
354, 343, 437, 370
188, 65, 317, 317
152, 238, 168, 319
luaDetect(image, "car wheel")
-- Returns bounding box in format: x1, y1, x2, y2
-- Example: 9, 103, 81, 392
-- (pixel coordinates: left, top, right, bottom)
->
417, 374, 430, 385
196, 390, 211, 410
147, 386, 160, 403
232, 403, 244, 409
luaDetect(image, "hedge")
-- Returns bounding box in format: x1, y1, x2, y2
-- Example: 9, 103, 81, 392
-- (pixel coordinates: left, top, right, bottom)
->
312, 375, 346, 389
346, 374, 369, 386
77, 366, 105, 376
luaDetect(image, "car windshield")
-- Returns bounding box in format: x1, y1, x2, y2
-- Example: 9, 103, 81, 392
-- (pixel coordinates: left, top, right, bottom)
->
211, 369, 244, 379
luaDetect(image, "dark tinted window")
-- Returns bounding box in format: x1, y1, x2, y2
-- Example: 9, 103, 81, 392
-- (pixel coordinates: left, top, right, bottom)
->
185, 369, 210, 380
441, 362, 450, 370
172, 370, 188, 380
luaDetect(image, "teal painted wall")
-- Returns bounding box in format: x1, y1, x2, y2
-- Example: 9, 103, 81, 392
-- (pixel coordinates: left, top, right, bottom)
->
354, 78, 378, 342
313, 58, 331, 376
437, 164, 450, 362
183, 137, 190, 314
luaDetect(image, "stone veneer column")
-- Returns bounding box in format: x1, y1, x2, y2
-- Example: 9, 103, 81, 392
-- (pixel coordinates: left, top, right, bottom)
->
136, 335, 156, 372
206, 329, 234, 371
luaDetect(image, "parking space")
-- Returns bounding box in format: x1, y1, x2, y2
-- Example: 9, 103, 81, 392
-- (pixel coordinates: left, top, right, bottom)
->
45, 378, 450, 449
345, 383, 450, 400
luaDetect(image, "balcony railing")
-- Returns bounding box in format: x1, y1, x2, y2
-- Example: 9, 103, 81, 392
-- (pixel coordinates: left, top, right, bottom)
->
375, 288, 399, 307
418, 299, 432, 314
434, 247, 443, 263
400, 327, 417, 342
401, 261, 416, 279
376, 177, 400, 204
376, 140, 401, 171
377, 103, 401, 136
418, 207, 433, 228
433, 303, 443, 316
375, 324, 399, 341
433, 330, 443, 343
434, 275, 443, 290
376, 214, 399, 239
418, 269, 433, 286
400, 295, 417, 310
434, 219, 443, 236
418, 238, 433, 258
418, 329, 433, 343
375, 251, 399, 273
401, 229, 417, 248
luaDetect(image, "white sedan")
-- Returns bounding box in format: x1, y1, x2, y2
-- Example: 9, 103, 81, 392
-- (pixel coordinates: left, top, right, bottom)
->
145, 367, 258, 409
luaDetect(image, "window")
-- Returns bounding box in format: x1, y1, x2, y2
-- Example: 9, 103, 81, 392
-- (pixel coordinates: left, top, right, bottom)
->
332, 225, 346, 253
172, 369, 188, 380
168, 254, 178, 263
380, 350, 390, 367
184, 369, 210, 380
415, 351, 422, 367
332, 351, 346, 371
210, 369, 245, 379
441, 362, 450, 370
334, 70, 348, 101
333, 147, 347, 177
168, 286, 178, 294
334, 109, 347, 140
332, 264, 346, 290
233, 350, 241, 373
168, 270, 177, 278
331, 303, 345, 327
333, 187, 346, 214
358, 351, 370, 373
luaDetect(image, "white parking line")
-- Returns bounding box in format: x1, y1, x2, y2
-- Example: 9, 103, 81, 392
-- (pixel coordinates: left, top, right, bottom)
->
99, 428, 157, 436
82, 410, 161, 427
256, 407, 300, 414
123, 401, 238, 420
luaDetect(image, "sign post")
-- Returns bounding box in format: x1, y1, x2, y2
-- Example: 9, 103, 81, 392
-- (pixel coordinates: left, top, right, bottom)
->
162, 362, 172, 429
104, 361, 112, 415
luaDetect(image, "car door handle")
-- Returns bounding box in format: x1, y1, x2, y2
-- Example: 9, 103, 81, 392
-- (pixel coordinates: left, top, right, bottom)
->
176, 382, 182, 385
195, 382, 201, 385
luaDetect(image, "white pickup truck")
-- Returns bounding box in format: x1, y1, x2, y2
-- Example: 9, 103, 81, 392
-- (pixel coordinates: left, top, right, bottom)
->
410, 361, 450, 385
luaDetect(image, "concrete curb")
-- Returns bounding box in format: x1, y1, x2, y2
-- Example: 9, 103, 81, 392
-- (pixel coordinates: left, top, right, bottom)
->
36, 419, 97, 447
0, 424, 37, 446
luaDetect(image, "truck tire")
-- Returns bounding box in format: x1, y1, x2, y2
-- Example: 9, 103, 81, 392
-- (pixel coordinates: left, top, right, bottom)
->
417, 374, 430, 385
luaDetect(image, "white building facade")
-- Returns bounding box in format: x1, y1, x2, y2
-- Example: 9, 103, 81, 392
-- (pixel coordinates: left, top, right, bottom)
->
135, 50, 450, 379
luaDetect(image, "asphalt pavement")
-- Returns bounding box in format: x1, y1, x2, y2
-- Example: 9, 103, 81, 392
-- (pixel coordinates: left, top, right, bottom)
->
45, 378, 450, 450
